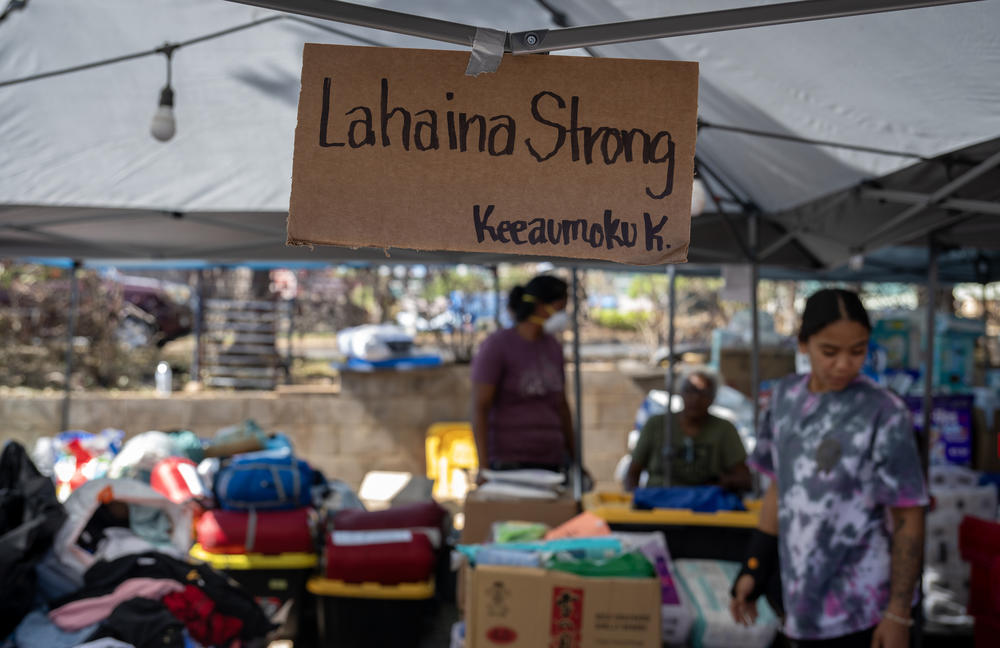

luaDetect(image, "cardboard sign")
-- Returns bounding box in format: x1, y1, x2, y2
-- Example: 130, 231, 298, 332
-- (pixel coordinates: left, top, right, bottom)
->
289, 44, 698, 265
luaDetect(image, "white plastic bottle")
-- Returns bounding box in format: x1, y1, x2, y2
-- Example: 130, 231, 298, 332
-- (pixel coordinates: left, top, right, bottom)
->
155, 361, 172, 397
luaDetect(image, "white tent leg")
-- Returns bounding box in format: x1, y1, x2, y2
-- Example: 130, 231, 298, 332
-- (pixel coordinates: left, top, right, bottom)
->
750, 214, 761, 440
922, 238, 938, 467
191, 269, 204, 385
60, 260, 81, 432
661, 263, 677, 487
914, 236, 939, 648
571, 267, 584, 500
491, 265, 501, 330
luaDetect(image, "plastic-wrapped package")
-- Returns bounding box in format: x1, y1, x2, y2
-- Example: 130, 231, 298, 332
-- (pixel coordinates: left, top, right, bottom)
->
52, 478, 191, 579
36, 429, 124, 500
675, 559, 778, 648
108, 431, 179, 482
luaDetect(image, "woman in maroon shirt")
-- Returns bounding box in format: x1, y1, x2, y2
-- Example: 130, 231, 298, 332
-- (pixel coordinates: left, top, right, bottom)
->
471, 275, 575, 474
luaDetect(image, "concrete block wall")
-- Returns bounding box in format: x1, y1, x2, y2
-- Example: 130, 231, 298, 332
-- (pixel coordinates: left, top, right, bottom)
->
1, 364, 648, 492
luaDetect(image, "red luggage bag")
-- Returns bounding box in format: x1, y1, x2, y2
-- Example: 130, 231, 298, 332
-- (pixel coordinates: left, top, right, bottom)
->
331, 501, 446, 547
325, 530, 435, 584
197, 508, 315, 554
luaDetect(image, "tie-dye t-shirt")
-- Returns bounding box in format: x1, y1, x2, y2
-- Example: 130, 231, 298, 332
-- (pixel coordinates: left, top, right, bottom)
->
750, 374, 928, 640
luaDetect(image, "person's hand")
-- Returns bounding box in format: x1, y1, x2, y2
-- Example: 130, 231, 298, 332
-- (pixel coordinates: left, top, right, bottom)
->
870, 615, 910, 648
729, 574, 758, 626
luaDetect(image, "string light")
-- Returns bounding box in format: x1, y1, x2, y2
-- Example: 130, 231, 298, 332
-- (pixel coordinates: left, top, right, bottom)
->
0, 15, 387, 144
150, 46, 176, 142
690, 177, 707, 217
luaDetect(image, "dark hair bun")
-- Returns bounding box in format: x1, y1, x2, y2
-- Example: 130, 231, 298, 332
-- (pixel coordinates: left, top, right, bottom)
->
507, 276, 568, 323
799, 288, 871, 343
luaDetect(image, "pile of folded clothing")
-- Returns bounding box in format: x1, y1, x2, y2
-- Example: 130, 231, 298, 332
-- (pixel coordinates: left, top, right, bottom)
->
474, 468, 566, 500
3, 439, 276, 648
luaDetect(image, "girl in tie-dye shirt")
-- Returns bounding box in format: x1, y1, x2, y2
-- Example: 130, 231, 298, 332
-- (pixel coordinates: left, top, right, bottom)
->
731, 289, 927, 648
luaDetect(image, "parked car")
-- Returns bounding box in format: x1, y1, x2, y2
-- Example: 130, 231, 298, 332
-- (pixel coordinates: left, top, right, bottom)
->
115, 274, 193, 347
0, 270, 192, 348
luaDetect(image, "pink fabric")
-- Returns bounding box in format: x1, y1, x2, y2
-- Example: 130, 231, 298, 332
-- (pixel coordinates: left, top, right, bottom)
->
49, 577, 185, 631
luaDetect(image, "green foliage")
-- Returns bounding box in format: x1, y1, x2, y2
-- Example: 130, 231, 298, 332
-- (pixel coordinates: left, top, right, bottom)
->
626, 274, 724, 300
627, 274, 668, 299
421, 267, 491, 301
591, 308, 652, 331
498, 264, 539, 295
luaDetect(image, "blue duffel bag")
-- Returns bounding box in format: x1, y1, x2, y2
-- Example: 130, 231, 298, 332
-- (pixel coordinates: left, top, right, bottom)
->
632, 485, 746, 513
214, 448, 313, 511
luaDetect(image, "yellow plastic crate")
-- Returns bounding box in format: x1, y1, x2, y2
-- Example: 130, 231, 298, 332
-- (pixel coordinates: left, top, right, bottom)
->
425, 421, 478, 500
307, 576, 435, 600
189, 543, 318, 570
582, 491, 761, 528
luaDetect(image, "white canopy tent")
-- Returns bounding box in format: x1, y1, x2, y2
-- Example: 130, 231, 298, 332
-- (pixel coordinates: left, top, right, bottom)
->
3, 0, 1000, 506
2, 0, 999, 268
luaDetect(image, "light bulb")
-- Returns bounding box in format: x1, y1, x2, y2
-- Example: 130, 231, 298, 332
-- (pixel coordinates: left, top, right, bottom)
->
150, 85, 175, 142
848, 254, 865, 271
691, 178, 707, 217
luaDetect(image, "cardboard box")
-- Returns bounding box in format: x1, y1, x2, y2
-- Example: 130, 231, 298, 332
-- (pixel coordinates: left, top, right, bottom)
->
462, 491, 579, 544
465, 564, 661, 648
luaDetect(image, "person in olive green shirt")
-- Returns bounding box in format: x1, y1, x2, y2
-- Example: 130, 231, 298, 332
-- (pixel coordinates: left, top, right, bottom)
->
625, 370, 752, 492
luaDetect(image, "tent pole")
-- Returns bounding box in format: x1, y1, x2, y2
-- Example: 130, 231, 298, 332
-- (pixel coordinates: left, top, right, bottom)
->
983, 281, 989, 336
191, 269, 204, 385
60, 260, 81, 432
571, 267, 584, 501
915, 236, 938, 648
226, 0, 978, 54
750, 214, 761, 441
922, 239, 937, 472
864, 149, 1000, 248
492, 265, 501, 330
285, 294, 295, 384
662, 263, 677, 488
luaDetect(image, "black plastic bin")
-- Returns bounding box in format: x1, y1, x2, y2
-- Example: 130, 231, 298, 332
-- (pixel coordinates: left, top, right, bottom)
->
190, 543, 319, 642
308, 577, 436, 648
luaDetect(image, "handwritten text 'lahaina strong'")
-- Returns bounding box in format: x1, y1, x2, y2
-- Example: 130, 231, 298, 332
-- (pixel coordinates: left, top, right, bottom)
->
317, 77, 678, 252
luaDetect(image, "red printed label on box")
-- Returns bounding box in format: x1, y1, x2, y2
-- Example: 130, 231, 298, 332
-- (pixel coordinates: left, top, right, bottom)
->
549, 587, 583, 648
486, 626, 518, 644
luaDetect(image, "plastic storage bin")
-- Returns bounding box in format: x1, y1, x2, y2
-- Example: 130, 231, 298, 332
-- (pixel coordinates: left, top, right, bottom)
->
425, 422, 478, 500
675, 559, 778, 648
190, 544, 318, 641
308, 577, 436, 648
583, 492, 760, 562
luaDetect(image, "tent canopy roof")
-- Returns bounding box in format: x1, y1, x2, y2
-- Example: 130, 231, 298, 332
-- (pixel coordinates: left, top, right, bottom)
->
1, 0, 998, 272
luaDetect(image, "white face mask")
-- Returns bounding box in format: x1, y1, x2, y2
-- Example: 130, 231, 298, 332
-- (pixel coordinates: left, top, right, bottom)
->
544, 310, 570, 334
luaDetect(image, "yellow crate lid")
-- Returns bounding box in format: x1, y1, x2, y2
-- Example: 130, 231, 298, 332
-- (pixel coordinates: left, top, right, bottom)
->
582, 491, 761, 528
307, 576, 435, 600
189, 543, 318, 570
